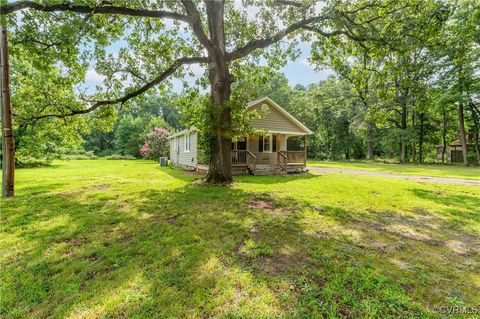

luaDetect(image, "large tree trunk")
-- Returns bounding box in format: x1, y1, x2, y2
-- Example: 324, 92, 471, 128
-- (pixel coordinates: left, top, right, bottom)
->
458, 102, 468, 166
441, 107, 447, 163
205, 70, 233, 184
1, 24, 14, 197
204, 0, 233, 184
411, 110, 416, 162
418, 112, 424, 163
366, 122, 374, 160
400, 102, 407, 163
470, 102, 480, 164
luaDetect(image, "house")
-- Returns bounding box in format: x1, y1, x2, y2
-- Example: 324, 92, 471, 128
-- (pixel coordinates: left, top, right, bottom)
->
168, 96, 313, 175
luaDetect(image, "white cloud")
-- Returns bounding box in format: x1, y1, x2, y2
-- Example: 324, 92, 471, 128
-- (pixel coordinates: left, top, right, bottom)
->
84, 69, 106, 85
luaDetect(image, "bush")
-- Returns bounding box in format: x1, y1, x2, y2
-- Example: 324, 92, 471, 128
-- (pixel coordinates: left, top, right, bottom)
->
140, 128, 170, 160
106, 154, 137, 160
15, 156, 52, 168
62, 151, 98, 160
61, 150, 98, 160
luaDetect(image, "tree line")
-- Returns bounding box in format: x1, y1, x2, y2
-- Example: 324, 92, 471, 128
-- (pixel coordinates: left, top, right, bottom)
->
1, 0, 479, 197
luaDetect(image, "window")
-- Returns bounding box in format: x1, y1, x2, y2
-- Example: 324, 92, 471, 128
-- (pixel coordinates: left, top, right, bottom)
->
258, 134, 276, 153
263, 134, 271, 152
184, 133, 190, 152
174, 137, 179, 153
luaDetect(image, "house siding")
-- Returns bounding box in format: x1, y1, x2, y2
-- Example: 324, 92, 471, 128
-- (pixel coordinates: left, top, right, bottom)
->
247, 134, 287, 165
170, 132, 197, 168
249, 101, 305, 134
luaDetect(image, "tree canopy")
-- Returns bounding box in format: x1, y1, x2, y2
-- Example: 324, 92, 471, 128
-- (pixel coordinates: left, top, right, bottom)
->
1, 0, 479, 192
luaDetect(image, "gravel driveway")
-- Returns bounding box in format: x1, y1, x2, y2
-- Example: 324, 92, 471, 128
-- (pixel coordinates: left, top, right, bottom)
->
308, 166, 480, 186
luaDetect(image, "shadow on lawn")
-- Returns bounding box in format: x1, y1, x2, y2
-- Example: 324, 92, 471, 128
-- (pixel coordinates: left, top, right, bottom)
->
237, 172, 320, 184
410, 188, 480, 223
2, 180, 479, 318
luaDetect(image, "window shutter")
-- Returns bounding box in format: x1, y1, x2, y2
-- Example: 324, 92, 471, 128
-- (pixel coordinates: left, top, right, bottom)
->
272, 135, 277, 152
258, 135, 263, 152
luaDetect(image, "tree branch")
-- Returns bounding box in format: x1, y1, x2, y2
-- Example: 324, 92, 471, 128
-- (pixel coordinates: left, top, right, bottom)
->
302, 25, 367, 42
28, 56, 208, 122
227, 15, 328, 61
275, 0, 303, 8
2, 1, 191, 23
180, 0, 213, 52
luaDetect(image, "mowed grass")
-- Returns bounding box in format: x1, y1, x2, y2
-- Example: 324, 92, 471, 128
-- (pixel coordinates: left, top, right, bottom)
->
308, 160, 480, 180
1, 160, 479, 318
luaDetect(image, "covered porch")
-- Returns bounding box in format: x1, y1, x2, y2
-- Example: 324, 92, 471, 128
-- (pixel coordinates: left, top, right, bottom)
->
198, 133, 307, 175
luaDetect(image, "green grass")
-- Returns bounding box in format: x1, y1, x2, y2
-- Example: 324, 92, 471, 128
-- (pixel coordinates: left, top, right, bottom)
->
308, 160, 480, 180
1, 160, 479, 318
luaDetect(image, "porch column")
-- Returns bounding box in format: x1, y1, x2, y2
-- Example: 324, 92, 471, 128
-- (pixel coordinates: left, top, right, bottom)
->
304, 135, 307, 166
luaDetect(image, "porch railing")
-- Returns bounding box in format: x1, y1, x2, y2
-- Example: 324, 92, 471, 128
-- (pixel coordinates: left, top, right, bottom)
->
278, 151, 287, 172
232, 150, 257, 171
278, 151, 306, 167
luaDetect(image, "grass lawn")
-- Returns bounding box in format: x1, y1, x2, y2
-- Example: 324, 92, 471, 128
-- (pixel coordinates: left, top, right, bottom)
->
1, 160, 479, 318
308, 160, 480, 180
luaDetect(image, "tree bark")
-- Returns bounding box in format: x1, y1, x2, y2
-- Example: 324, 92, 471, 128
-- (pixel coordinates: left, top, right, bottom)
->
1, 24, 14, 197
470, 102, 480, 164
418, 112, 424, 163
204, 0, 233, 184
441, 107, 447, 163
366, 121, 374, 160
411, 110, 416, 162
458, 102, 468, 166
400, 102, 407, 163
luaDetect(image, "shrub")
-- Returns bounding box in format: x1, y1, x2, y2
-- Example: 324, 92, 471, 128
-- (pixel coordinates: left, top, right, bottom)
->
140, 128, 170, 160
106, 154, 137, 160
61, 151, 98, 160
15, 155, 52, 168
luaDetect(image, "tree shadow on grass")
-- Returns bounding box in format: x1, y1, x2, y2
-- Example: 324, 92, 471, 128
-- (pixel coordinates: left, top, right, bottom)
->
2, 181, 479, 318
12, 182, 68, 196
236, 172, 321, 184
409, 188, 480, 223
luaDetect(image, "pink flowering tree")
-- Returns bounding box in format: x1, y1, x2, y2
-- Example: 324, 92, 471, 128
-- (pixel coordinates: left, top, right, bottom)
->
140, 128, 170, 160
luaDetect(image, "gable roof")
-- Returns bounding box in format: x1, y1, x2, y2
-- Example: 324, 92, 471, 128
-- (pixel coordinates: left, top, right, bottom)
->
168, 127, 197, 139
247, 96, 313, 134
168, 97, 313, 139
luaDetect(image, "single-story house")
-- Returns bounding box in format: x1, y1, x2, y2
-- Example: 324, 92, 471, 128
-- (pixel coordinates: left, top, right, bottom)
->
168, 96, 313, 175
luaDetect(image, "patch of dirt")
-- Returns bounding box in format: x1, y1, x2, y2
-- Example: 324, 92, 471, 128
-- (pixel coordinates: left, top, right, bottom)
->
118, 202, 132, 212
250, 226, 260, 240
92, 184, 110, 190
445, 240, 471, 255
55, 237, 89, 254
166, 214, 179, 224
350, 213, 480, 257
257, 251, 310, 275
248, 198, 276, 210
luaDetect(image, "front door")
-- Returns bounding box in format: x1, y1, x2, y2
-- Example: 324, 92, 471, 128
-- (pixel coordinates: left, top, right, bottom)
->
236, 137, 247, 151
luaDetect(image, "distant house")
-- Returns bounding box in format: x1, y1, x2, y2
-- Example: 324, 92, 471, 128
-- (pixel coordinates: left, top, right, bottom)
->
436, 136, 475, 162
168, 97, 313, 175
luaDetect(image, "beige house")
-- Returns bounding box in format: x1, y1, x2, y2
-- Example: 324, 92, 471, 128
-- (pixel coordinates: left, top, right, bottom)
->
168, 97, 312, 175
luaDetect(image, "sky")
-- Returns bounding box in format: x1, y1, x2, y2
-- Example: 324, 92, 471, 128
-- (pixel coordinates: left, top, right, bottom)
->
80, 2, 333, 94
84, 41, 333, 94
280, 42, 334, 88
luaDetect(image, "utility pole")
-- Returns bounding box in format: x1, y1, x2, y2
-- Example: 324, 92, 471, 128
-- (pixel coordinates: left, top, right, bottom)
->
1, 20, 14, 197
